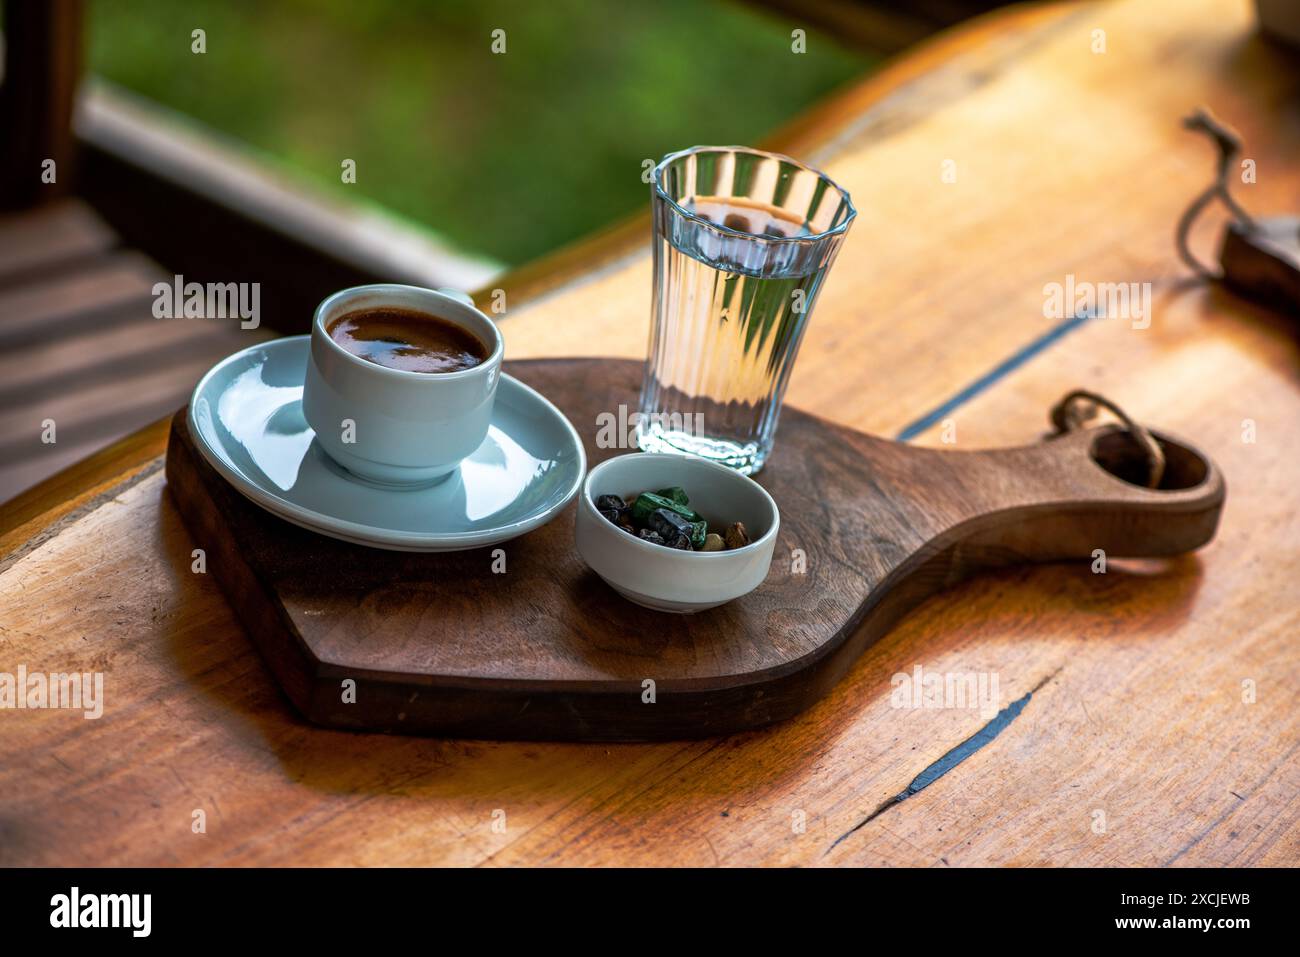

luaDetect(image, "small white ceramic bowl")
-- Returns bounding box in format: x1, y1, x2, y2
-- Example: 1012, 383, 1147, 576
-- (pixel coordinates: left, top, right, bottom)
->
575, 453, 779, 613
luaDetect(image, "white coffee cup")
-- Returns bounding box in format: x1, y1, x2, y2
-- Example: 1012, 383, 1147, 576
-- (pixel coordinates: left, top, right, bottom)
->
301, 284, 504, 487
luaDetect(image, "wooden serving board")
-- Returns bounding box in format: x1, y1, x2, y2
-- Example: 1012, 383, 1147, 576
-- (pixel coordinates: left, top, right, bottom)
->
164, 357, 1225, 741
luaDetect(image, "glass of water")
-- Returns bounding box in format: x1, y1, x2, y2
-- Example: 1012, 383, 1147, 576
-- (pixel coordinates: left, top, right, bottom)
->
637, 145, 856, 474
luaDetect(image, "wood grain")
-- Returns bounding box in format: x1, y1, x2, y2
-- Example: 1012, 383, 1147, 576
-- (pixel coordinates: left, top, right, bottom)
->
0, 0, 1296, 866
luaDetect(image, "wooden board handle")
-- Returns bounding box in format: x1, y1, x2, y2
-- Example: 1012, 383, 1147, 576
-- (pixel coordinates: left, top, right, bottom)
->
923, 424, 1227, 566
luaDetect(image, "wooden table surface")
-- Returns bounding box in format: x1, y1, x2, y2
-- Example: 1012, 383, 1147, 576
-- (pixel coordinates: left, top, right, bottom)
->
2, 0, 1297, 866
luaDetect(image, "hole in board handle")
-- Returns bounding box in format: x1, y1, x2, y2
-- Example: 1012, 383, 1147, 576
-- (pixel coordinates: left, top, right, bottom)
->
1089, 429, 1209, 491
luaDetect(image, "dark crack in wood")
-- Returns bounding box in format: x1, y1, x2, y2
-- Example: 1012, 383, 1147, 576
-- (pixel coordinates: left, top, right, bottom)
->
825, 668, 1062, 856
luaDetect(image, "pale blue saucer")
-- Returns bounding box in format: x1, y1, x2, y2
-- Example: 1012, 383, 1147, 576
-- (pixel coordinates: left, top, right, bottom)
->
187, 336, 586, 552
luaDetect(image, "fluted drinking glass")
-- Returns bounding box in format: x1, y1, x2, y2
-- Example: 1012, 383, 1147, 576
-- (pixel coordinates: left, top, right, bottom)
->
637, 145, 855, 474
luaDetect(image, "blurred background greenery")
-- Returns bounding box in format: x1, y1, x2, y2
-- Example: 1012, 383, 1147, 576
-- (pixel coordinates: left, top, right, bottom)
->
88, 0, 873, 267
